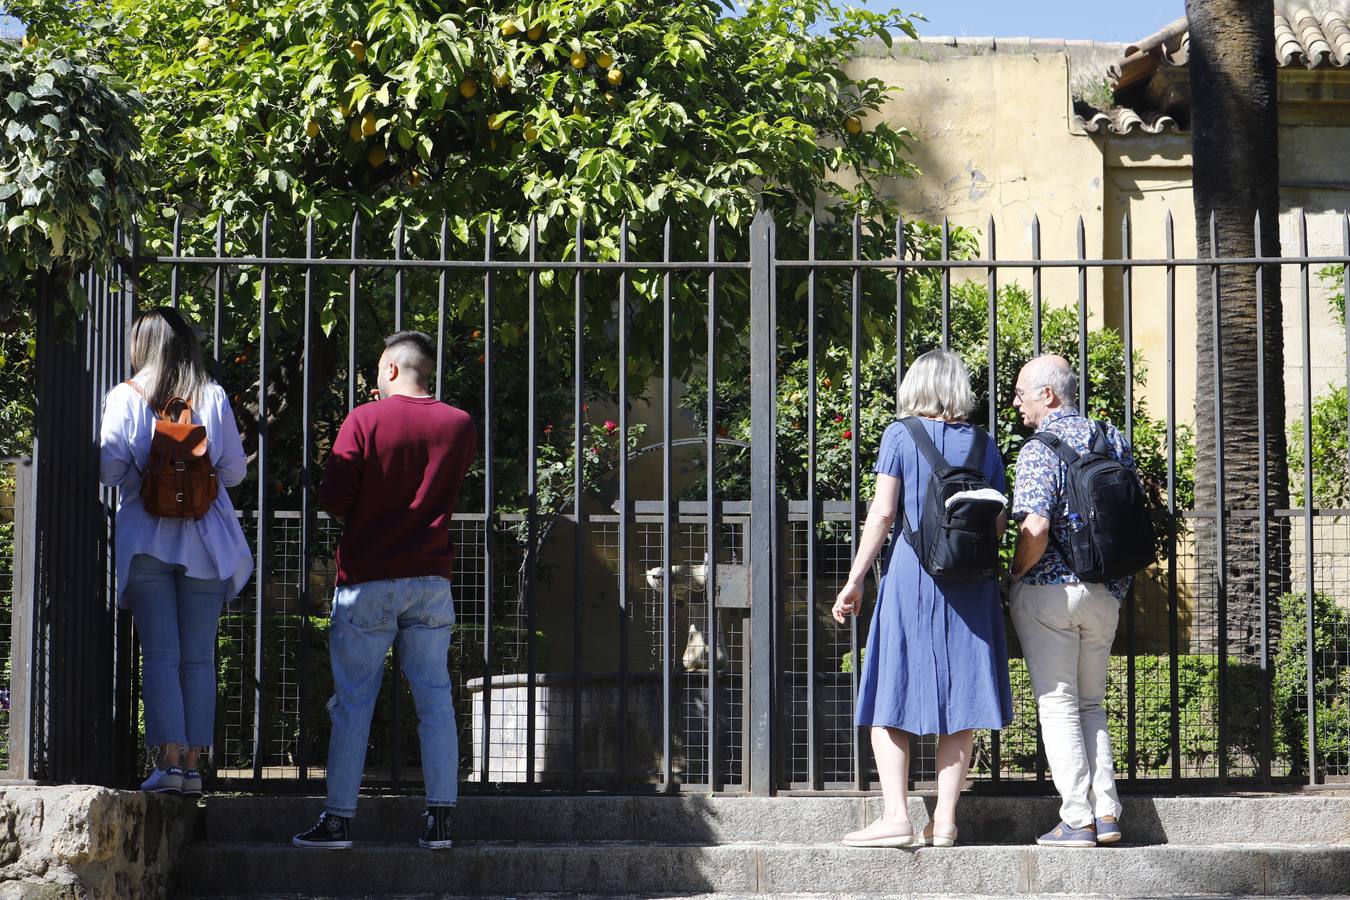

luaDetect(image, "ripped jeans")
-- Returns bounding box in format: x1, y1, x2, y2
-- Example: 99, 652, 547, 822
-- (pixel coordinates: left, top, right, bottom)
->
324, 576, 459, 818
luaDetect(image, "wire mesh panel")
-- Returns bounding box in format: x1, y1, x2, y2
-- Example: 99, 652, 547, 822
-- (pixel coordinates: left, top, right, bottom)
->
0, 460, 17, 771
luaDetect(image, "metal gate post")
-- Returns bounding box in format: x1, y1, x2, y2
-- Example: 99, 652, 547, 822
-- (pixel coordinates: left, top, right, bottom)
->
748, 209, 778, 796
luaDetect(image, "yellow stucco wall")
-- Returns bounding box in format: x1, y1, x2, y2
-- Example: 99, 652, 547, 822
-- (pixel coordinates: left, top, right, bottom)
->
847, 47, 1350, 430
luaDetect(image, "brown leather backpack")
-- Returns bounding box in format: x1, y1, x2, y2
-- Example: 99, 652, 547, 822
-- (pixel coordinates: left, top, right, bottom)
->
126, 381, 218, 519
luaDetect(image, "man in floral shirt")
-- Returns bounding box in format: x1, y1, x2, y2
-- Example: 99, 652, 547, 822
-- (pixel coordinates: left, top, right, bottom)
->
1010, 354, 1136, 849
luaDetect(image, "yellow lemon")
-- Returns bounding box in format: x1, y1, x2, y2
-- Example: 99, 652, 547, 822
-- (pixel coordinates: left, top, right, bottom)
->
339, 102, 351, 117
361, 111, 377, 136
606, 67, 623, 86
409, 169, 422, 187
350, 40, 366, 63
597, 51, 613, 68
488, 115, 505, 131
500, 20, 519, 36
305, 119, 320, 138
524, 125, 539, 141
492, 67, 510, 88
195, 36, 212, 53
459, 77, 478, 99
845, 116, 862, 135
527, 24, 544, 40
349, 120, 364, 143
603, 92, 617, 105
368, 145, 386, 167
570, 51, 587, 69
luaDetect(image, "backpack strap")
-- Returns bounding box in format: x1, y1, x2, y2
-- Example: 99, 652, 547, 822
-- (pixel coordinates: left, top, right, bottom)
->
899, 417, 956, 476
1090, 420, 1112, 455
1025, 429, 1083, 467
963, 426, 989, 471
124, 379, 192, 424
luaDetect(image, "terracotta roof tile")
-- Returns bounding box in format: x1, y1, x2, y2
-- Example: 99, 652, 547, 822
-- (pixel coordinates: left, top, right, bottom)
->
1073, 100, 1182, 135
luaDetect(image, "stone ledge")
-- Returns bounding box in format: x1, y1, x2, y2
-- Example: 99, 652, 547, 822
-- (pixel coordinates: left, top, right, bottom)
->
0, 785, 189, 899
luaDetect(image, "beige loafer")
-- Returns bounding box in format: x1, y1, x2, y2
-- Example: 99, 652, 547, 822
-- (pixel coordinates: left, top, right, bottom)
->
919, 821, 958, 847
841, 817, 917, 848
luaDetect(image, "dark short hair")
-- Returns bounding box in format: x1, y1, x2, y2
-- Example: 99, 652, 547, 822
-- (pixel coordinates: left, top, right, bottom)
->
384, 330, 434, 362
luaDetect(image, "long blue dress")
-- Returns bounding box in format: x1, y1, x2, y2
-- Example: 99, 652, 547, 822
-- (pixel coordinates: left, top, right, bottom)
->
854, 418, 1015, 735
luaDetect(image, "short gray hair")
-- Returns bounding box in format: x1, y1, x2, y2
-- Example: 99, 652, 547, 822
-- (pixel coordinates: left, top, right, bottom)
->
1023, 355, 1079, 411
897, 350, 975, 421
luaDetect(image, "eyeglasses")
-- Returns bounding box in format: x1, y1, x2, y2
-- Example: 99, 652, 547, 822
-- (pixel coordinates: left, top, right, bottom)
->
1014, 384, 1047, 400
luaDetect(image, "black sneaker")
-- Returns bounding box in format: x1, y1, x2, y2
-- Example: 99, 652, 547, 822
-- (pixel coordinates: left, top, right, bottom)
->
292, 812, 353, 850
418, 807, 453, 850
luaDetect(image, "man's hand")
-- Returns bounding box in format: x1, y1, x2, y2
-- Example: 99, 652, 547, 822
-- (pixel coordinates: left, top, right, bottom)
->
832, 579, 864, 623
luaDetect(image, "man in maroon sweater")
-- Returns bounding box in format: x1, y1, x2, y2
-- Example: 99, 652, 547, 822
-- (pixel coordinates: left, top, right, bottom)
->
294, 330, 475, 852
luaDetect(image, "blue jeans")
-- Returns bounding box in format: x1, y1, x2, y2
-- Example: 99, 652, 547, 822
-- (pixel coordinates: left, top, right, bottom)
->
325, 576, 459, 818
124, 553, 227, 750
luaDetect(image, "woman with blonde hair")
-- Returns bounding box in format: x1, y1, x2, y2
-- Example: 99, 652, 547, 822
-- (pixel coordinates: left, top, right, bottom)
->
99, 306, 252, 795
833, 349, 1013, 848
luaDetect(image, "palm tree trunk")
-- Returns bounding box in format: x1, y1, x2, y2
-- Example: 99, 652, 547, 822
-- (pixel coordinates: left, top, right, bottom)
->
1186, 0, 1289, 664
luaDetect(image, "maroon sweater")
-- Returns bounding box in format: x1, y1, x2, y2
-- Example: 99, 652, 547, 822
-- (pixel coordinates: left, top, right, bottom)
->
319, 395, 477, 587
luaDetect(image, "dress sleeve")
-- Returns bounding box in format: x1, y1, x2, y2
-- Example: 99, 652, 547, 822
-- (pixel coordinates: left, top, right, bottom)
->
983, 432, 1008, 494
873, 421, 906, 478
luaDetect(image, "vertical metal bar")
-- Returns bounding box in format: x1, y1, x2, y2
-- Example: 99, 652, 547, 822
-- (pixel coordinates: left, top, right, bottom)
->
1077, 216, 1088, 412
170, 211, 182, 309
394, 212, 405, 332
213, 218, 225, 364
1123, 213, 1137, 782
806, 215, 819, 789
1299, 211, 1317, 785
481, 218, 496, 785
298, 215, 315, 780
1344, 213, 1350, 497
850, 214, 863, 790
436, 216, 448, 400
572, 217, 585, 789
1165, 211, 1180, 785
524, 216, 539, 787
896, 216, 907, 398
348, 214, 360, 412
940, 217, 951, 350
748, 209, 776, 796
1032, 216, 1043, 357
1210, 210, 1229, 786
1255, 212, 1273, 785
661, 218, 675, 790
986, 216, 1000, 782
706, 217, 720, 791
253, 212, 271, 781
617, 218, 631, 788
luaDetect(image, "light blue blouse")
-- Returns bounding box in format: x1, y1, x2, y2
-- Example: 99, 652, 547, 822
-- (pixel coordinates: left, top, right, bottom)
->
98, 378, 253, 608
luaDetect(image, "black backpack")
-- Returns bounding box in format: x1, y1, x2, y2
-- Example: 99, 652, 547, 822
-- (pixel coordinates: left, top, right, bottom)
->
899, 417, 1005, 582
1025, 420, 1156, 582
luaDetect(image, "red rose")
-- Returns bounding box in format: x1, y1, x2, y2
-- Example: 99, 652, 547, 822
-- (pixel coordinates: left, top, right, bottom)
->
842, 429, 853, 439
603, 420, 618, 433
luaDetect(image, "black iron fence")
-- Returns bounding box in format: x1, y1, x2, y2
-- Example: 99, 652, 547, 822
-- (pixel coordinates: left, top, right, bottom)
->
7, 208, 1350, 794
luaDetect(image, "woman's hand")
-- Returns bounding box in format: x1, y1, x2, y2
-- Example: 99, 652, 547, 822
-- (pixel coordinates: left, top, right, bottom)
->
832, 580, 864, 623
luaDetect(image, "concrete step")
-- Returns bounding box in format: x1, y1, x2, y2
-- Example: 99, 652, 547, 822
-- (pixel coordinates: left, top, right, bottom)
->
179, 840, 1350, 897
195, 793, 1350, 847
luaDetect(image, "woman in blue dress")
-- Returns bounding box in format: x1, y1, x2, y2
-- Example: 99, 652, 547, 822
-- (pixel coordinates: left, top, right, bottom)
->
832, 349, 1013, 848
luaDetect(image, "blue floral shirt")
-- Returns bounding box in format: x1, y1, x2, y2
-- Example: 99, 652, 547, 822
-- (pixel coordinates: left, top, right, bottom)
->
1012, 409, 1135, 599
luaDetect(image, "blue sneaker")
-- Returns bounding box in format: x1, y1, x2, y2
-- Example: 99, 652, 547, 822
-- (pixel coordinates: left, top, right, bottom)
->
1037, 821, 1097, 847
1095, 816, 1121, 844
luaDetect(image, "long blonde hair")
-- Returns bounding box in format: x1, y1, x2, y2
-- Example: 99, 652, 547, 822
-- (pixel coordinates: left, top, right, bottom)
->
128, 307, 212, 411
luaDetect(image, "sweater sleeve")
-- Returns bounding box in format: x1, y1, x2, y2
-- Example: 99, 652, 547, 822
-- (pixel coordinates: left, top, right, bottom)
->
99, 385, 142, 490
320, 411, 365, 519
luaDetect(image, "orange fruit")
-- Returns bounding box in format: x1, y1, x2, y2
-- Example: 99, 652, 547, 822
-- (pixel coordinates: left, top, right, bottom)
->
368, 145, 387, 167
606, 67, 623, 86
597, 51, 613, 68
570, 51, 587, 69
845, 116, 862, 135
350, 40, 366, 63
459, 77, 478, 99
